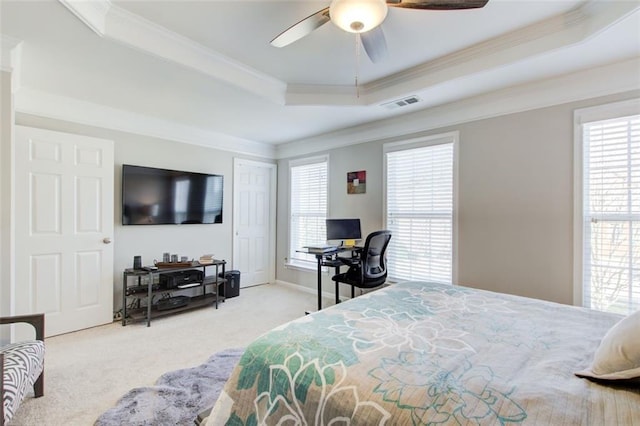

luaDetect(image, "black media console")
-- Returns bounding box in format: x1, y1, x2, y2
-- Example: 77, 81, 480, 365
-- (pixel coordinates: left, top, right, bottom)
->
122, 259, 226, 327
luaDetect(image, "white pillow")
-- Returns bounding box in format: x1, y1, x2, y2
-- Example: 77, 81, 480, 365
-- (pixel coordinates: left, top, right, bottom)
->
576, 309, 640, 380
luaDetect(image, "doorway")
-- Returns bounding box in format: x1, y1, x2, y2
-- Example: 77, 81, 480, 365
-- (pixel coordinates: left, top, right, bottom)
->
14, 126, 114, 337
232, 159, 276, 287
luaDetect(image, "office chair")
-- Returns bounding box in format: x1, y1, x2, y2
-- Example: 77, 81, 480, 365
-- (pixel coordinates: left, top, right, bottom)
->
331, 230, 392, 301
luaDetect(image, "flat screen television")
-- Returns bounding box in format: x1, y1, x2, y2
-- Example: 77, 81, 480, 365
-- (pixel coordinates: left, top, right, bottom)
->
326, 218, 362, 243
122, 164, 223, 225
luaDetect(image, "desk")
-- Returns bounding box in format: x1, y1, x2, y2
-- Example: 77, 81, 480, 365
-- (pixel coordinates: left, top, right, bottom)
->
298, 246, 361, 311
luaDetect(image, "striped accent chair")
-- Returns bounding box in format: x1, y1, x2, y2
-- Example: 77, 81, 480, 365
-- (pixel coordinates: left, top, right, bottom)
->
1, 314, 45, 426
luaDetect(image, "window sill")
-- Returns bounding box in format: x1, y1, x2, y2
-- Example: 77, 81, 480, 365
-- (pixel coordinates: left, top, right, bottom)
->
285, 260, 328, 273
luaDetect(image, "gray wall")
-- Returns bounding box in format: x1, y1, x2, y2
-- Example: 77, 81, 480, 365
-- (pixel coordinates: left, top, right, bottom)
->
13, 114, 271, 312
276, 90, 640, 306
455, 102, 573, 302
11, 89, 640, 311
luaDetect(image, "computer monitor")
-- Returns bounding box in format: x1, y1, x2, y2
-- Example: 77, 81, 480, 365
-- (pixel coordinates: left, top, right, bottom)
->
326, 218, 362, 245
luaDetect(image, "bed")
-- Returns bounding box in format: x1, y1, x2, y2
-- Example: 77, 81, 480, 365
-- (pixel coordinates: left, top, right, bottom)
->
207, 281, 640, 425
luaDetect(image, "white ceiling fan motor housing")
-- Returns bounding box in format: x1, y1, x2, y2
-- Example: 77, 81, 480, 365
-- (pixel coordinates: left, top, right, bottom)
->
330, 0, 389, 33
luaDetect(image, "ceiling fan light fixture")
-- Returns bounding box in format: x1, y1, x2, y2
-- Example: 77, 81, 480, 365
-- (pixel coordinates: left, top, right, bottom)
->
330, 0, 388, 33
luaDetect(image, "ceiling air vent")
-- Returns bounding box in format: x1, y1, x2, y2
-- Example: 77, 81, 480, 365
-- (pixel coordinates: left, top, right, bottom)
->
381, 95, 422, 110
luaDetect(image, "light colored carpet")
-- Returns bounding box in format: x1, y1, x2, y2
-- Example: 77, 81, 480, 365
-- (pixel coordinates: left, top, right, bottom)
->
9, 283, 318, 425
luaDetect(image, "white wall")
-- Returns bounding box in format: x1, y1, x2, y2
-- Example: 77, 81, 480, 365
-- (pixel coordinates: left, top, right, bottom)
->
276, 89, 640, 306
13, 114, 272, 313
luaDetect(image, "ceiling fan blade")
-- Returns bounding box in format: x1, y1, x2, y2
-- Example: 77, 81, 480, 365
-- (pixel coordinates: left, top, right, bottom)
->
387, 0, 488, 10
361, 26, 388, 63
271, 7, 331, 47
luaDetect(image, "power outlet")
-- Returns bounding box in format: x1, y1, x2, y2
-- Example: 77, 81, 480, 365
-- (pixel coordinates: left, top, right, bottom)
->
113, 311, 123, 321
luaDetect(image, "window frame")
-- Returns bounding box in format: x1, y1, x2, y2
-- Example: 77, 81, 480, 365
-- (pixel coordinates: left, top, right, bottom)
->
286, 155, 329, 271
573, 98, 640, 311
383, 131, 459, 284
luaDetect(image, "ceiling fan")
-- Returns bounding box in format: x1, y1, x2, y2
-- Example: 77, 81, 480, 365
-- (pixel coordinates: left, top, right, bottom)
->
271, 0, 489, 63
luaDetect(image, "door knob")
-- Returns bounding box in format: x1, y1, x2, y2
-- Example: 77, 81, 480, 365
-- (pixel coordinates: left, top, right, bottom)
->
103, 237, 112, 244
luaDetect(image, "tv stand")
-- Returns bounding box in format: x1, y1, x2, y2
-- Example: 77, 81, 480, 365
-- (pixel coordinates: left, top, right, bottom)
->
121, 259, 226, 327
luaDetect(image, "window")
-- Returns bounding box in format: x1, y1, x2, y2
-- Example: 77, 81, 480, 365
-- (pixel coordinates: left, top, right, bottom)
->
174, 179, 190, 224
203, 176, 223, 223
384, 133, 457, 283
575, 100, 640, 315
288, 157, 328, 267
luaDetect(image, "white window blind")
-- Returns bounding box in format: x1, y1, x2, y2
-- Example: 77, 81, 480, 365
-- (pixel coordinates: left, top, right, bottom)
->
203, 175, 223, 223
582, 113, 640, 314
385, 140, 454, 283
289, 158, 328, 265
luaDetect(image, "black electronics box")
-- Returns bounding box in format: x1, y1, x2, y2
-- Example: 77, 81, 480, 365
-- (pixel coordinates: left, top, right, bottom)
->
160, 269, 203, 289
157, 295, 190, 310
126, 284, 160, 296
219, 270, 240, 298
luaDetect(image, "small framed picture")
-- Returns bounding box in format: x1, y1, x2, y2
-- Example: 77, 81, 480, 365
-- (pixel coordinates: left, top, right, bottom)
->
347, 170, 366, 194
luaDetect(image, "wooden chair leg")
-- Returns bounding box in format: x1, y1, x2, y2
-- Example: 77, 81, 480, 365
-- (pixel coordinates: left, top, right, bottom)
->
34, 372, 44, 398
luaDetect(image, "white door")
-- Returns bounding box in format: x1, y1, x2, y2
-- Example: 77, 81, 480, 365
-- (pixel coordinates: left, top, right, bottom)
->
233, 159, 276, 287
14, 126, 114, 337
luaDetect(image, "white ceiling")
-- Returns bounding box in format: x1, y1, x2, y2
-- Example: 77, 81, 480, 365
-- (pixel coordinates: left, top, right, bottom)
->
1, 0, 639, 154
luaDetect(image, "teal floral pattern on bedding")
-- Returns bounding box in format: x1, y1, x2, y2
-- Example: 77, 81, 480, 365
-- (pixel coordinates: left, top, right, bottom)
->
329, 307, 474, 354
208, 281, 639, 426
371, 353, 526, 425
253, 351, 391, 425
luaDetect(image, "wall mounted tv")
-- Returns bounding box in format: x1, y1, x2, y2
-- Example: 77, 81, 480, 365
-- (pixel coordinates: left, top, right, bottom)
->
122, 164, 223, 225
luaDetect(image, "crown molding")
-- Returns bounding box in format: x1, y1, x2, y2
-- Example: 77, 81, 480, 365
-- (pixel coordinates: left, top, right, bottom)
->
11, 58, 638, 161
275, 58, 640, 159
103, 4, 287, 104
285, 84, 362, 106
366, 7, 587, 95
58, 0, 110, 35
286, 0, 640, 106
0, 34, 23, 92
58, 0, 639, 108
14, 88, 276, 159
0, 35, 21, 72
58, 0, 287, 104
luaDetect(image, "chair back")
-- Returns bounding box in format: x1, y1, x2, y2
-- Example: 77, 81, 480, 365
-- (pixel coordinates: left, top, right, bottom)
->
361, 230, 392, 282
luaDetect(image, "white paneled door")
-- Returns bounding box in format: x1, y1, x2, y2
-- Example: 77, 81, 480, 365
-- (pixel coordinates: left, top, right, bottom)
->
14, 126, 114, 337
233, 159, 276, 288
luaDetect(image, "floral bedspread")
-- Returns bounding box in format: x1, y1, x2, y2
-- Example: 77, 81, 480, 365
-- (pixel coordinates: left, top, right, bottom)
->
207, 281, 640, 425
